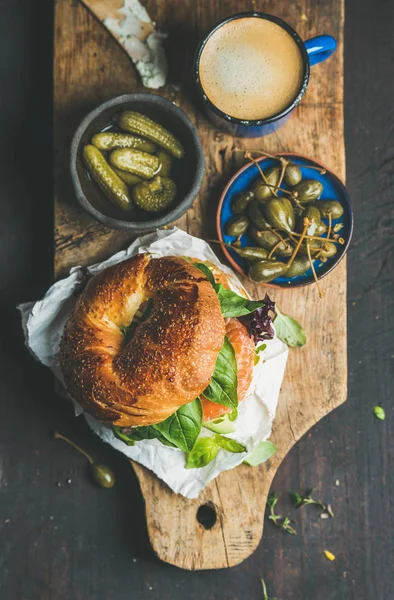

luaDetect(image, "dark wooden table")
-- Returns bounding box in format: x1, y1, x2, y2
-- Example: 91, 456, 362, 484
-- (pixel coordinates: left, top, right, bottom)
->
0, 0, 393, 598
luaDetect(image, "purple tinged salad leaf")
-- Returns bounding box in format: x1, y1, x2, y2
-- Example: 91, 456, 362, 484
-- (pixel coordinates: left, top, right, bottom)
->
239, 294, 275, 344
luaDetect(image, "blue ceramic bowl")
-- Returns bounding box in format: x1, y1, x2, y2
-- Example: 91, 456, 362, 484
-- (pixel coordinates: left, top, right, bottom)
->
216, 153, 353, 288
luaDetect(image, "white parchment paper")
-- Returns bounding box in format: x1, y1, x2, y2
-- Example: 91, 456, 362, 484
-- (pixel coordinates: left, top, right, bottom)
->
19, 228, 288, 498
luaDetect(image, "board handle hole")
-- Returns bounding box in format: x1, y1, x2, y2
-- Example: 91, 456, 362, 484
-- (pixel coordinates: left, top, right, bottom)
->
196, 502, 217, 530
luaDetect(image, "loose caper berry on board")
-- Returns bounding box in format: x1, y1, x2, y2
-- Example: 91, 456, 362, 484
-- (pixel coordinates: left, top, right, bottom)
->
54, 431, 115, 490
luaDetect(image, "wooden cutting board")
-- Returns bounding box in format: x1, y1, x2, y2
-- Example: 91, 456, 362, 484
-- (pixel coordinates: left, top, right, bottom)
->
54, 0, 346, 570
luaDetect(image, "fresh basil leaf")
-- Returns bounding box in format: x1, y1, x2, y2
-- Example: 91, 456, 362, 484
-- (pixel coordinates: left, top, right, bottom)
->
193, 262, 217, 288
154, 398, 202, 452
113, 424, 159, 444
274, 307, 306, 347
203, 336, 238, 410
244, 441, 277, 466
215, 434, 246, 453
112, 427, 136, 446
215, 285, 268, 318
186, 437, 219, 469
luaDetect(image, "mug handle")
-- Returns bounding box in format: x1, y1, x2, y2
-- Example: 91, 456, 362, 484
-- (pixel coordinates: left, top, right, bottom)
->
304, 35, 337, 66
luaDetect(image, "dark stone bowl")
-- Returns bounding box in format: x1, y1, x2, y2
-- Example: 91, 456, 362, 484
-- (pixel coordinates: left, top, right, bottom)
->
70, 93, 205, 233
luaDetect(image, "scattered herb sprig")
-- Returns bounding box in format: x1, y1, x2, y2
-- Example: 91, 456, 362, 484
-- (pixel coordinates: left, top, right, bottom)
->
261, 577, 278, 600
290, 489, 334, 518
373, 405, 386, 420
266, 492, 297, 535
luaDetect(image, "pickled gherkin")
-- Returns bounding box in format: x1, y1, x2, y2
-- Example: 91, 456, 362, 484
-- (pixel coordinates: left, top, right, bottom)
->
82, 145, 132, 211
119, 111, 185, 158
157, 150, 172, 177
91, 132, 157, 153
132, 176, 176, 212
112, 167, 142, 186
109, 148, 160, 180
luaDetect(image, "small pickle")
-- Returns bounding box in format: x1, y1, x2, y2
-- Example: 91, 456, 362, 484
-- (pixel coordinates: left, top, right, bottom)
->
119, 111, 184, 158
264, 197, 295, 233
231, 190, 254, 214
112, 167, 143, 186
315, 200, 344, 219
132, 176, 176, 212
225, 214, 249, 237
247, 200, 272, 229
292, 179, 323, 203
249, 260, 288, 283
83, 145, 132, 211
109, 148, 160, 180
284, 163, 302, 186
248, 226, 293, 257
233, 246, 269, 262
285, 255, 311, 278
91, 132, 157, 153
300, 205, 321, 237
157, 150, 172, 177
252, 166, 281, 201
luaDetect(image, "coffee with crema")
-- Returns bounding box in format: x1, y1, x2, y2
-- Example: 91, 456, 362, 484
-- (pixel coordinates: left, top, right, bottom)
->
199, 17, 304, 121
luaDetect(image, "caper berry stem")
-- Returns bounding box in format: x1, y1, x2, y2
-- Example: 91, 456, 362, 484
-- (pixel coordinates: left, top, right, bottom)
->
286, 220, 310, 269
54, 431, 94, 465
275, 157, 289, 195
290, 231, 342, 244
245, 149, 327, 175
327, 211, 333, 240
270, 229, 288, 245
268, 239, 284, 259
306, 242, 324, 298
244, 152, 293, 198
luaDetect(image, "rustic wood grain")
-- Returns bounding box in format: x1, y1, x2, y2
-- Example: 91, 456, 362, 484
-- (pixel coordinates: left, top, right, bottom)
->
54, 0, 346, 570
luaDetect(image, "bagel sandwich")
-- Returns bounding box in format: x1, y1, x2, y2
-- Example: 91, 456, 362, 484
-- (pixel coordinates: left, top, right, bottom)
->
59, 253, 275, 461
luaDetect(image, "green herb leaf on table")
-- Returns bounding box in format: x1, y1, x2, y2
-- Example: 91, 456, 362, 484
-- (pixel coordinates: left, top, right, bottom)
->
373, 405, 386, 420
203, 336, 238, 410
261, 577, 278, 600
215, 285, 267, 318
244, 440, 277, 466
154, 398, 202, 452
290, 489, 334, 517
186, 437, 219, 469
274, 307, 306, 347
215, 434, 246, 453
266, 492, 297, 535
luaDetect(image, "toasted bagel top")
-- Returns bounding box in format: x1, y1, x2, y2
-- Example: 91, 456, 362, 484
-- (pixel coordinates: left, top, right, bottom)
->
59, 254, 226, 427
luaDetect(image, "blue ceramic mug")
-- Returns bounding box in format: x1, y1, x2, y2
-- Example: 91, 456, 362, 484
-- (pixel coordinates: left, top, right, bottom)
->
194, 12, 336, 138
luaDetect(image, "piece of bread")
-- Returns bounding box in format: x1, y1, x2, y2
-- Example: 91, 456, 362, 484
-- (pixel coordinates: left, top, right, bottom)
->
59, 254, 226, 427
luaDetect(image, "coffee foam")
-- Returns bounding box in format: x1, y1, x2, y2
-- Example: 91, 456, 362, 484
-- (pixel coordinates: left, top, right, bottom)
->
199, 18, 304, 121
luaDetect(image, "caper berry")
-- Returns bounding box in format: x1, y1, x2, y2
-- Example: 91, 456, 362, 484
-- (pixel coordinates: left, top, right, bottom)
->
292, 179, 323, 203
284, 163, 302, 187
91, 464, 116, 489
249, 260, 288, 283
231, 190, 254, 214
263, 197, 295, 233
